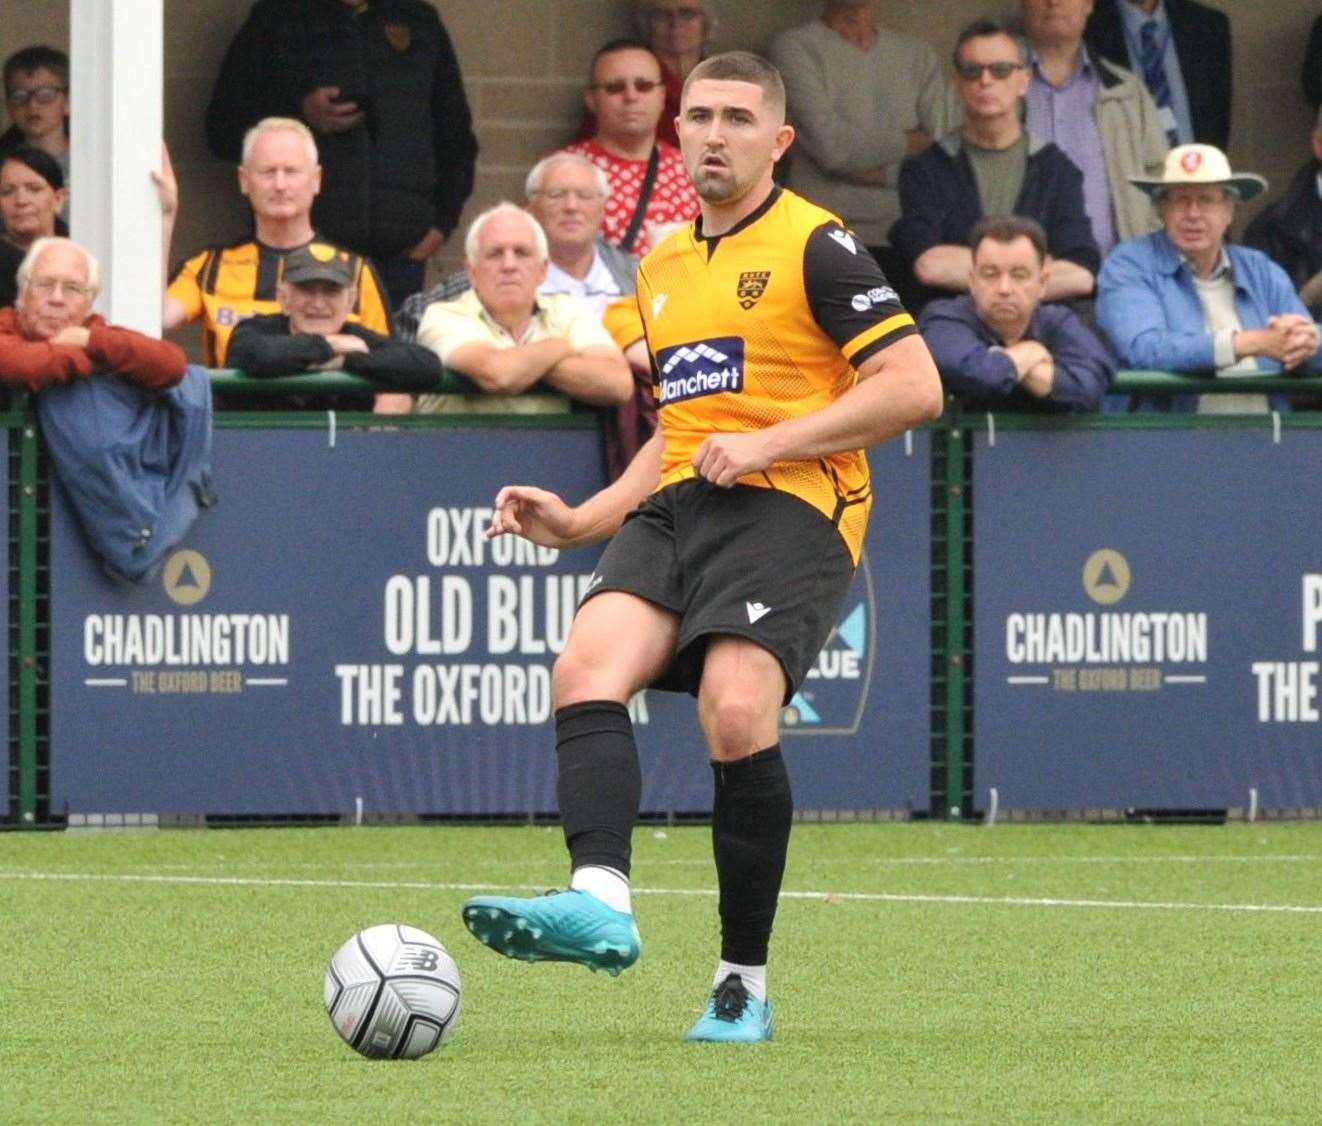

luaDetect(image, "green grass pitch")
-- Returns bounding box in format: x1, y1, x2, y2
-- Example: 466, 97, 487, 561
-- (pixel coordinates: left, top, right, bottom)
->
2, 821, 1320, 1123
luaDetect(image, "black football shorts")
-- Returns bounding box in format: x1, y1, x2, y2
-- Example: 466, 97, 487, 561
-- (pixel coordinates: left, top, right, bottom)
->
581, 480, 857, 702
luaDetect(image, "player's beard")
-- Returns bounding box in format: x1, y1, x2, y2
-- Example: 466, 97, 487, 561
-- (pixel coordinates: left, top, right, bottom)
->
692, 168, 740, 202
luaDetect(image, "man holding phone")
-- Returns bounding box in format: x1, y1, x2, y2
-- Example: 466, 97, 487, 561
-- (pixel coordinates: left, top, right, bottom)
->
205, 0, 480, 307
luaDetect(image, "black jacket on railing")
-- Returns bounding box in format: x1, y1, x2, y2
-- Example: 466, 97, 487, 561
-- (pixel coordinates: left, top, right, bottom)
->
205, 0, 478, 257
227, 316, 442, 387
223, 314, 441, 412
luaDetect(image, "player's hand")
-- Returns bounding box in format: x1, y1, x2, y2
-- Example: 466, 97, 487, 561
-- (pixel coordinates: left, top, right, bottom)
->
691, 431, 775, 488
302, 86, 367, 133
487, 485, 579, 548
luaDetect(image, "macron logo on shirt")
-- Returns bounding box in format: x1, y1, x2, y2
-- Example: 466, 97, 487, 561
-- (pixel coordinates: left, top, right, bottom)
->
828, 229, 858, 255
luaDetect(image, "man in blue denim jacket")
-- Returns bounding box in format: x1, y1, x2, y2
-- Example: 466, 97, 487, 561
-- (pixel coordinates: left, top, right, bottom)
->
1097, 143, 1322, 412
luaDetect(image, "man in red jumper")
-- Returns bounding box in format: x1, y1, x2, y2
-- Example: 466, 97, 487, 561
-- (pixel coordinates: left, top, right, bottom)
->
0, 236, 185, 392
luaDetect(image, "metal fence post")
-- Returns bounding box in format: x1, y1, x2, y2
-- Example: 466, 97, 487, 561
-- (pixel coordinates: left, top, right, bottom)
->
16, 415, 40, 825
943, 420, 968, 820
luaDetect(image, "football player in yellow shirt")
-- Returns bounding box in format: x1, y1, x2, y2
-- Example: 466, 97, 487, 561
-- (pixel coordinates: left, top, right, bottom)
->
463, 51, 942, 1043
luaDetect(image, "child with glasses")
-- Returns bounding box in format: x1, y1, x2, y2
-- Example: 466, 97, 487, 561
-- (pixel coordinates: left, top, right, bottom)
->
0, 46, 70, 218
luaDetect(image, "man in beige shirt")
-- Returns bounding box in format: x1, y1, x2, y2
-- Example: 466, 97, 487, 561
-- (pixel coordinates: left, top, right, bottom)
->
379, 203, 631, 414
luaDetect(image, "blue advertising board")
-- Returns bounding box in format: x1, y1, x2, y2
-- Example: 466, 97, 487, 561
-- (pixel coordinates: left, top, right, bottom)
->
974, 427, 1322, 811
49, 426, 929, 816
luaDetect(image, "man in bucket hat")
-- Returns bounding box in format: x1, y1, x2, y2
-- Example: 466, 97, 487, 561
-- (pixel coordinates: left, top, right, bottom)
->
1097, 143, 1322, 412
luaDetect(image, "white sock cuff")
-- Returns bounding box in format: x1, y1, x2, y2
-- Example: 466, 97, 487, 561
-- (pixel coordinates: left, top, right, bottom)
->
715, 959, 767, 1003
570, 865, 632, 914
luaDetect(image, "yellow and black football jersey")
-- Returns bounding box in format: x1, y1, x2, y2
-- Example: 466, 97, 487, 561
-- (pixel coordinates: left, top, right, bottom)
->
167, 237, 391, 367
636, 185, 917, 563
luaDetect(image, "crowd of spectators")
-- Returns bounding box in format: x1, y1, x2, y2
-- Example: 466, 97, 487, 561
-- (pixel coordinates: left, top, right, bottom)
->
1, 0, 1321, 444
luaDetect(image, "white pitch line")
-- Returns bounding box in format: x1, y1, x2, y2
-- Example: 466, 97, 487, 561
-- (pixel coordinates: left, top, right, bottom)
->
1, 870, 1320, 915
116, 853, 1322, 873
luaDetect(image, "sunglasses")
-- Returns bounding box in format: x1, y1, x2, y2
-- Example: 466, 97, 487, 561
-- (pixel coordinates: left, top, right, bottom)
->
955, 61, 1026, 81
7, 84, 66, 107
592, 78, 662, 95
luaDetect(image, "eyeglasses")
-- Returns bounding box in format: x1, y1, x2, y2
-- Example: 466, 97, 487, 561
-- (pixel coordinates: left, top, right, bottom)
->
28, 277, 93, 298
6, 84, 66, 107
591, 78, 662, 95
955, 61, 1026, 81
532, 188, 604, 204
648, 6, 704, 22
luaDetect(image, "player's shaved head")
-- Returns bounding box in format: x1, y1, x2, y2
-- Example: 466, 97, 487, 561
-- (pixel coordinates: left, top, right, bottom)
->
683, 51, 785, 123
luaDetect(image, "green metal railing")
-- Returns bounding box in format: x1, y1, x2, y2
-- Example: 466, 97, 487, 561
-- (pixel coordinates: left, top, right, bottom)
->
7, 368, 1322, 826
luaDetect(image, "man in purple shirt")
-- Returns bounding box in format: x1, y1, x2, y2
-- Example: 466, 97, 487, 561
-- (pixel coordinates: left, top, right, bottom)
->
1021, 0, 1168, 256
919, 216, 1115, 412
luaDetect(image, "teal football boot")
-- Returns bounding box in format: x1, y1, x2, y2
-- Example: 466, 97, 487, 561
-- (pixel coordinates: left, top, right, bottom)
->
684, 973, 774, 1042
461, 888, 640, 976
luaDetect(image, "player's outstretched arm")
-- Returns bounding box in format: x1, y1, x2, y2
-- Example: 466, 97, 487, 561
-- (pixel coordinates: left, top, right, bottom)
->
692, 335, 943, 487
487, 428, 664, 548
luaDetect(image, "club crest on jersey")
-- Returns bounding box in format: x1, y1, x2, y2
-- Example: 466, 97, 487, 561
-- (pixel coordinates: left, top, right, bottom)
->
736, 270, 771, 310
655, 337, 745, 405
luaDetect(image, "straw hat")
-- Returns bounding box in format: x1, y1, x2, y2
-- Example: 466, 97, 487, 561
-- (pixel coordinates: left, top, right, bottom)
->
1129, 144, 1267, 201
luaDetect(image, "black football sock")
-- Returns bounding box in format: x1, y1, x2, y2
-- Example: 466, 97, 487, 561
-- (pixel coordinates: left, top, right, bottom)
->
711, 744, 793, 966
555, 700, 641, 877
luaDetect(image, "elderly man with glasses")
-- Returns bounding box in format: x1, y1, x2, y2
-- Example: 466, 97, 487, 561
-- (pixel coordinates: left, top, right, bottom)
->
890, 18, 1098, 309
0, 236, 184, 392
562, 38, 700, 257
396, 153, 639, 345
1097, 144, 1322, 413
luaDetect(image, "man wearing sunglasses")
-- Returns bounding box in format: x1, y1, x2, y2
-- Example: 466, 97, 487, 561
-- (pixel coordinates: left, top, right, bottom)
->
0, 46, 70, 213
890, 18, 1098, 309
563, 39, 700, 257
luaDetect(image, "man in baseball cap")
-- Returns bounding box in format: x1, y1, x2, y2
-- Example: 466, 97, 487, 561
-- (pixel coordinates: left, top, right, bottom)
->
280, 241, 357, 289
1097, 143, 1322, 412
224, 240, 441, 409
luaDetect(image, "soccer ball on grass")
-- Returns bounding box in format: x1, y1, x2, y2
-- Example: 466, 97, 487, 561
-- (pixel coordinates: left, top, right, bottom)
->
324, 924, 462, 1059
